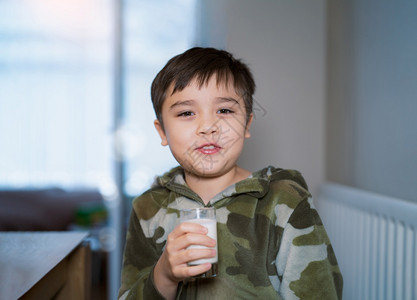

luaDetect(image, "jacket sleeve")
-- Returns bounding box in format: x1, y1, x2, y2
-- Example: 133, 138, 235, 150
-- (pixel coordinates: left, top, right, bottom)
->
118, 209, 166, 300
276, 198, 343, 299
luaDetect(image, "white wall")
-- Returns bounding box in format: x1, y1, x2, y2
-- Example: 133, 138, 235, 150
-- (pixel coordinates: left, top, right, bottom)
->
196, 0, 327, 198
327, 0, 417, 202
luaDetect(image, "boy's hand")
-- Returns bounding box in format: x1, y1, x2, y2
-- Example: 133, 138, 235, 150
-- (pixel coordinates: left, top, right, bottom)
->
153, 222, 217, 299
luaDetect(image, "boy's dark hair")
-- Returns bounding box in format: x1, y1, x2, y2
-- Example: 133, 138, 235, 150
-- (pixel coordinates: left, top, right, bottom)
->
151, 47, 256, 128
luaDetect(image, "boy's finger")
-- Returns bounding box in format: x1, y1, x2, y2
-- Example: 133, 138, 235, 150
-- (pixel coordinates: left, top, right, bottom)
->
170, 222, 208, 239
167, 233, 215, 255
166, 224, 212, 253
181, 263, 213, 278
166, 232, 216, 261
169, 248, 215, 275
182, 248, 217, 264
179, 232, 216, 249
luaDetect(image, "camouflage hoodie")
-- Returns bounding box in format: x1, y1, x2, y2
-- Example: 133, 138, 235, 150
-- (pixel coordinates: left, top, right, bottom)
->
119, 166, 343, 300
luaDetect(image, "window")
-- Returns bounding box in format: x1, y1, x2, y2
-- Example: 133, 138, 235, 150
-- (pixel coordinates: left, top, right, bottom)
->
0, 0, 196, 195
122, 0, 196, 197
0, 0, 114, 188
0, 1, 196, 297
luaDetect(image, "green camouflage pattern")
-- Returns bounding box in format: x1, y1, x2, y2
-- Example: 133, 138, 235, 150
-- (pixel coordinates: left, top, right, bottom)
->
119, 166, 343, 299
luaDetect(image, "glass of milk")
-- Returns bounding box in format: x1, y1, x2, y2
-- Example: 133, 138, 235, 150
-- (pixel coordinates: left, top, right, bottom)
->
180, 207, 218, 278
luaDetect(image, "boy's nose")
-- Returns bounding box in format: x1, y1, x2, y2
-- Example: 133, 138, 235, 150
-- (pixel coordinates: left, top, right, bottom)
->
197, 117, 219, 135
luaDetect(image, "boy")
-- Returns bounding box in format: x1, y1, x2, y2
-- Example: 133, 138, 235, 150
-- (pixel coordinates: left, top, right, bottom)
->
119, 47, 343, 299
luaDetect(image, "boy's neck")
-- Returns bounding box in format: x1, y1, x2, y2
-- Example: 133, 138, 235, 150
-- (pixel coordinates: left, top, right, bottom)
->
184, 165, 251, 205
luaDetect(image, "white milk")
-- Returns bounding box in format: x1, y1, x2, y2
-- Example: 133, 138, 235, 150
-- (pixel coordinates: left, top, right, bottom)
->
186, 218, 218, 265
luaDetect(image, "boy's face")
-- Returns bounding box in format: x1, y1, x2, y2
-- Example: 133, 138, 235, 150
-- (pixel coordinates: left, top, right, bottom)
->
154, 76, 253, 179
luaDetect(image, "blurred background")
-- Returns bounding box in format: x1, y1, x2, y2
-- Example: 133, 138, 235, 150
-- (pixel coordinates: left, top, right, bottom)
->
1, 0, 416, 299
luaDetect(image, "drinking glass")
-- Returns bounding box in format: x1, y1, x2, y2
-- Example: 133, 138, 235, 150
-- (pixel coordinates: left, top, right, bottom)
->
180, 207, 218, 278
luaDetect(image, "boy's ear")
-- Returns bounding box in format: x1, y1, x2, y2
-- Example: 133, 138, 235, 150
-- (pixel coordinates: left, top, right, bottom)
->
154, 119, 168, 146
244, 113, 254, 139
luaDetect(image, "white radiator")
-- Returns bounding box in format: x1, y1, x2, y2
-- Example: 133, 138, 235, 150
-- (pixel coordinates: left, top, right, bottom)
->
317, 183, 417, 300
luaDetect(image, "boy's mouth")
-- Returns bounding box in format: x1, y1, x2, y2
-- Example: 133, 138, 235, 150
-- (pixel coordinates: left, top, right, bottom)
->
196, 143, 222, 155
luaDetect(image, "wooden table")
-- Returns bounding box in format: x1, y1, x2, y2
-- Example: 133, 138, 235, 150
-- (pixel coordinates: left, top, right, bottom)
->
0, 231, 91, 300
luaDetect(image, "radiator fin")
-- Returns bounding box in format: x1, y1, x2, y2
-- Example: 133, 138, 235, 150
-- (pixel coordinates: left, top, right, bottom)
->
317, 183, 417, 300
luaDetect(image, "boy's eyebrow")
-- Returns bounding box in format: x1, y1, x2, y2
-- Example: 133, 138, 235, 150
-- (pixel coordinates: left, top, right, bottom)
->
216, 97, 240, 105
169, 100, 195, 110
169, 97, 240, 111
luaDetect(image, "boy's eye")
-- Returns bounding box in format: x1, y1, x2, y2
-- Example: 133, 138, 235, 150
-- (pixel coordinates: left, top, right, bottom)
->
177, 111, 194, 117
217, 108, 234, 114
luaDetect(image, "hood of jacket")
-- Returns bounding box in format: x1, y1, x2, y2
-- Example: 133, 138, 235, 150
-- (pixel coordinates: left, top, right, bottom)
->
151, 165, 310, 206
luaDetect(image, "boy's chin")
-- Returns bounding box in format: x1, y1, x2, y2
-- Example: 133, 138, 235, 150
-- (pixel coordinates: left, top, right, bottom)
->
182, 163, 235, 179
184, 167, 219, 178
